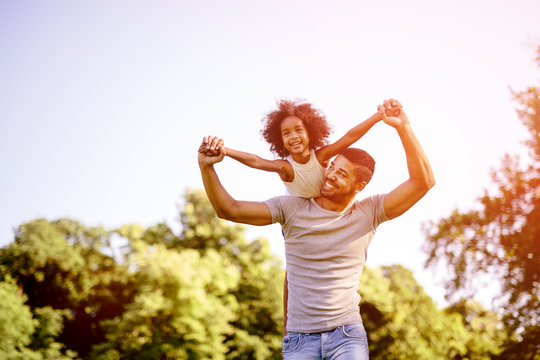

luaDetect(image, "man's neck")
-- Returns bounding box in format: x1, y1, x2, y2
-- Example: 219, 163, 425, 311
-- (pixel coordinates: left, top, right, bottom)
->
314, 195, 356, 212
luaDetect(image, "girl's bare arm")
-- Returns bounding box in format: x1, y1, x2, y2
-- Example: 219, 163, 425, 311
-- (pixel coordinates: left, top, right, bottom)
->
224, 147, 294, 182
316, 112, 382, 165
316, 101, 402, 165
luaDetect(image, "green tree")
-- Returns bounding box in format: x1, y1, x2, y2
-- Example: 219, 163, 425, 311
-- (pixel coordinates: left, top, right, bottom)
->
444, 300, 505, 360
422, 45, 540, 356
1, 189, 284, 359
360, 265, 466, 360
223, 238, 284, 360
0, 277, 77, 360
0, 277, 39, 360
359, 265, 504, 360
93, 189, 284, 359
1, 219, 89, 309
91, 243, 240, 360
0, 219, 135, 358
178, 189, 285, 359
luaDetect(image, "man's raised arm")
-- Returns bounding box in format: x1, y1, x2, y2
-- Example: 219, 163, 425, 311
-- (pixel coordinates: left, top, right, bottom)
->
198, 136, 273, 226
380, 101, 436, 219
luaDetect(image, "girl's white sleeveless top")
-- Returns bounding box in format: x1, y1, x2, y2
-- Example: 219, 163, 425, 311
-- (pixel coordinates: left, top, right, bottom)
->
283, 150, 326, 198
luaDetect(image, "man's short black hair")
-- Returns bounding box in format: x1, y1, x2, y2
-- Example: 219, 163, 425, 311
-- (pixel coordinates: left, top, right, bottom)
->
340, 148, 375, 184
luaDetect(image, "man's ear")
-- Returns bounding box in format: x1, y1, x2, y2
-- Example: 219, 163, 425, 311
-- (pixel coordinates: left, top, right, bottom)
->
355, 181, 367, 193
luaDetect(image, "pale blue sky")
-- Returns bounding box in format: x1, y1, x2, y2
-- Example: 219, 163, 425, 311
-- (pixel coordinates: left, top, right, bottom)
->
1, 0, 539, 305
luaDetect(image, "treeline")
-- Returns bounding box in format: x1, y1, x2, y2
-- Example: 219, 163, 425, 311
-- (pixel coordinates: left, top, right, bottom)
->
422, 45, 540, 360
0, 189, 511, 360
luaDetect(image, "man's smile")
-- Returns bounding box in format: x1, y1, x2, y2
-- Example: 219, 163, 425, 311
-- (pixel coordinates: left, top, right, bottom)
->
323, 179, 337, 190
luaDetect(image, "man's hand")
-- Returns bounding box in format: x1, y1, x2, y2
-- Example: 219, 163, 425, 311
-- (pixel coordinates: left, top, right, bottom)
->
378, 99, 409, 129
198, 136, 225, 167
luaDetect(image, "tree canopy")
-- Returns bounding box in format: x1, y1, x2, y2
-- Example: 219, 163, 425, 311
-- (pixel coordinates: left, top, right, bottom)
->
0, 189, 286, 359
422, 45, 540, 357
359, 265, 504, 360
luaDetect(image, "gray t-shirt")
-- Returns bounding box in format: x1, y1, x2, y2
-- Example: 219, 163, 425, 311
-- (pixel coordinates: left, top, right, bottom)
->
264, 194, 389, 333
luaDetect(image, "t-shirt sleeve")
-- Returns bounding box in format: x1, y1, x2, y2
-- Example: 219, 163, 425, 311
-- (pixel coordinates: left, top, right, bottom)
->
361, 194, 390, 229
264, 195, 305, 225
263, 196, 287, 224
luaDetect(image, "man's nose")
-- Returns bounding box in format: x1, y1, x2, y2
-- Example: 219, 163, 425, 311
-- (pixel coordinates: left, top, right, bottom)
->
327, 170, 337, 179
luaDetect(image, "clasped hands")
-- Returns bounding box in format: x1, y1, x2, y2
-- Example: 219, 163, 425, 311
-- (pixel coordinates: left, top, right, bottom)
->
377, 99, 409, 128
198, 135, 226, 165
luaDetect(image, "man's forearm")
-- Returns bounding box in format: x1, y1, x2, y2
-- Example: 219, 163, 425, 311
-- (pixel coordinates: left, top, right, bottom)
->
397, 124, 435, 189
199, 163, 236, 219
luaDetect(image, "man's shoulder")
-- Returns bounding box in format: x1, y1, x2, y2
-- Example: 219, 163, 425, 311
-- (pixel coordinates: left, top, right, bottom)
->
353, 194, 386, 210
264, 195, 311, 224
265, 195, 311, 206
353, 193, 390, 225
264, 195, 312, 213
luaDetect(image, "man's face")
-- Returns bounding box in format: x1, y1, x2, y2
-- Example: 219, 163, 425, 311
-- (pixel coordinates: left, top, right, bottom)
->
320, 155, 364, 201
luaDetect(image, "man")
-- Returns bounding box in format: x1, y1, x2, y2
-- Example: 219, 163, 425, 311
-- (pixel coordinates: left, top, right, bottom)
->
198, 100, 435, 359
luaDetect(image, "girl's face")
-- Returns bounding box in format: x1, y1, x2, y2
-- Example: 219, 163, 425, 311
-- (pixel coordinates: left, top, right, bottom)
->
280, 116, 310, 156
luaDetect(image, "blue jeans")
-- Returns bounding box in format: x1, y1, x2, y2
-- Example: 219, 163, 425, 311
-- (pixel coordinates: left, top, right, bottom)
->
282, 322, 369, 360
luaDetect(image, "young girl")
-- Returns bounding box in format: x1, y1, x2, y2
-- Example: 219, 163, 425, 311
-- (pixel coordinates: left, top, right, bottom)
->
205, 98, 401, 198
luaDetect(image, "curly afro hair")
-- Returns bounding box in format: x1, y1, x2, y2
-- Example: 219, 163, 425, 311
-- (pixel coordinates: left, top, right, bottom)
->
260, 99, 333, 158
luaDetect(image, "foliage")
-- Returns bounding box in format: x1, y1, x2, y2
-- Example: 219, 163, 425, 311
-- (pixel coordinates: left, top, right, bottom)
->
1, 219, 89, 308
422, 45, 540, 356
359, 265, 504, 360
0, 277, 77, 360
91, 244, 240, 359
1, 184, 525, 359
93, 189, 285, 359
444, 300, 506, 360
0, 219, 135, 358
176, 189, 285, 359
0, 277, 38, 360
